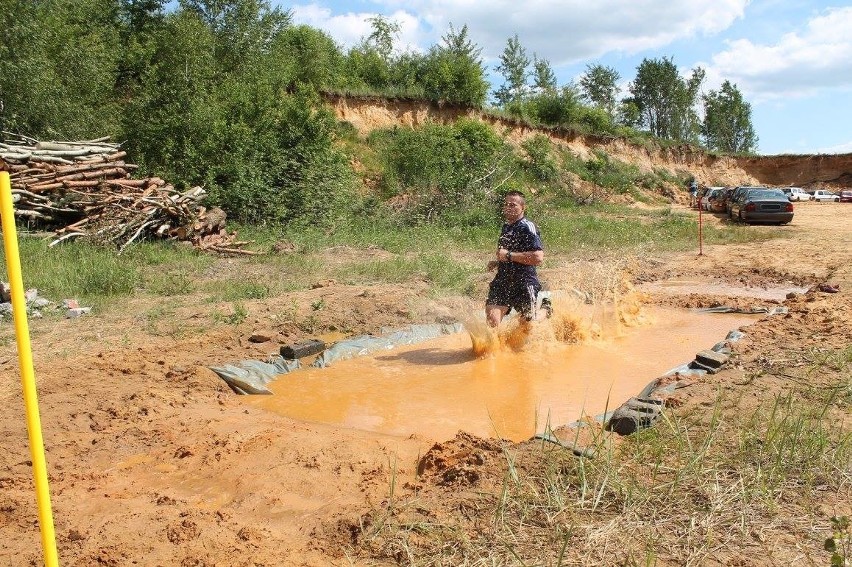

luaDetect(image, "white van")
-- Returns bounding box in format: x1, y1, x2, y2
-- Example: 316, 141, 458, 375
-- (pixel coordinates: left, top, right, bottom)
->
783, 187, 811, 201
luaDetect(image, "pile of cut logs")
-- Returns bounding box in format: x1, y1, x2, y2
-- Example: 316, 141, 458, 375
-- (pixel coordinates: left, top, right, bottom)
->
0, 134, 255, 254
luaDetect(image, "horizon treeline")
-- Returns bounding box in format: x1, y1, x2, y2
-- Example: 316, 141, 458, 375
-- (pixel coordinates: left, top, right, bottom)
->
0, 0, 757, 226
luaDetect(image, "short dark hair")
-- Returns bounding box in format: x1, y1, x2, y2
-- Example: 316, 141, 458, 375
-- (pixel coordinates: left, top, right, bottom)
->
504, 190, 526, 204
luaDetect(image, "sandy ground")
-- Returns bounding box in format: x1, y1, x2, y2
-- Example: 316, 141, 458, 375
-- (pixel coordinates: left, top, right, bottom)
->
1, 202, 850, 566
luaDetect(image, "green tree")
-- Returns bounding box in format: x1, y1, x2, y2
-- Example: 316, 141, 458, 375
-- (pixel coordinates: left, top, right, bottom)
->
494, 34, 530, 107
116, 0, 167, 96
343, 15, 401, 91
701, 80, 758, 154
420, 24, 489, 106
628, 56, 704, 142
441, 23, 479, 59
123, 4, 354, 225
0, 0, 122, 137
179, 0, 292, 72
532, 55, 557, 93
388, 51, 426, 95
616, 99, 641, 128
274, 25, 345, 89
365, 15, 400, 60
121, 9, 219, 182
579, 64, 620, 118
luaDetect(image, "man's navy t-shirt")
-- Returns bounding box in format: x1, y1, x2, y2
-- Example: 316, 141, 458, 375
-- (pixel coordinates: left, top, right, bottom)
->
495, 217, 543, 287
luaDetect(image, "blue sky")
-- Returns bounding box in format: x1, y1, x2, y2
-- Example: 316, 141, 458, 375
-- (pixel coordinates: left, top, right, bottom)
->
281, 0, 852, 156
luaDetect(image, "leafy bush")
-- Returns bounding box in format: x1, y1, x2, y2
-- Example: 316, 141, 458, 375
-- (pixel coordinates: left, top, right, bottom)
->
373, 119, 508, 222
527, 86, 583, 125
0, 0, 122, 138
420, 49, 489, 106
559, 149, 647, 195
521, 135, 558, 181
274, 25, 346, 90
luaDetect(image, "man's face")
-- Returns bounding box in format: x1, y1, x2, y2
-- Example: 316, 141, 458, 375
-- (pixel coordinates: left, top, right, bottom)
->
502, 195, 525, 223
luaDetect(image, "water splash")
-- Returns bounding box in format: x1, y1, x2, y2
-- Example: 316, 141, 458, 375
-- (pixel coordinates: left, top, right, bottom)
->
463, 283, 652, 356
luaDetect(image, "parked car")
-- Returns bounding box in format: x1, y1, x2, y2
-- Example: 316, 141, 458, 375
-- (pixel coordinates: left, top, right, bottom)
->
726, 186, 759, 216
728, 187, 794, 224
782, 187, 811, 201
839, 190, 852, 203
699, 187, 718, 210
811, 189, 839, 202
702, 187, 727, 213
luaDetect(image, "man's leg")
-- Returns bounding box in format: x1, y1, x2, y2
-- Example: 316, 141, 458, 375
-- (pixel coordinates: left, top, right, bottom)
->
486, 304, 510, 327
486, 280, 512, 327
516, 284, 540, 322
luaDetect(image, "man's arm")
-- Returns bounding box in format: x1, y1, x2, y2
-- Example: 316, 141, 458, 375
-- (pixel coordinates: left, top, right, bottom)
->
497, 248, 543, 265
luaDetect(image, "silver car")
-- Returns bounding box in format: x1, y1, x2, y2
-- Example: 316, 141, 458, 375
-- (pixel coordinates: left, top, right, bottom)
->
811, 189, 839, 202
729, 188, 794, 224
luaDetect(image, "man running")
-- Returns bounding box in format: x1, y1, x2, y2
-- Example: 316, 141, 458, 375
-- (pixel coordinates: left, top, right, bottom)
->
485, 190, 547, 327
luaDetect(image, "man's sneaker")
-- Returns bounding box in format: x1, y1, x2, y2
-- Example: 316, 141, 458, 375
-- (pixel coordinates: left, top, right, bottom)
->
541, 297, 553, 319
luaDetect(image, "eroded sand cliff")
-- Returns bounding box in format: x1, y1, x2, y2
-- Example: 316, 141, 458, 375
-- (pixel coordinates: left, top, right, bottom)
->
324, 93, 851, 190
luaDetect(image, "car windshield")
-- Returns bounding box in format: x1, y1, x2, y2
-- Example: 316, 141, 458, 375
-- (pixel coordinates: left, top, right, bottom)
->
747, 189, 786, 200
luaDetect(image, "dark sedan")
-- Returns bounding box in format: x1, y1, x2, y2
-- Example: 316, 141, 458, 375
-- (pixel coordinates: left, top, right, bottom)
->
728, 188, 794, 224
839, 190, 852, 203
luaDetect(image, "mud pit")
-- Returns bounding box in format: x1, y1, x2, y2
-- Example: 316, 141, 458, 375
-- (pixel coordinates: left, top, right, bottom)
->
251, 307, 759, 442
1, 202, 850, 566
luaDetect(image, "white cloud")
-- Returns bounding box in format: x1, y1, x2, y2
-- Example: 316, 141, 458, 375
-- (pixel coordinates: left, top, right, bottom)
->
293, 0, 748, 64
705, 6, 852, 100
291, 4, 424, 53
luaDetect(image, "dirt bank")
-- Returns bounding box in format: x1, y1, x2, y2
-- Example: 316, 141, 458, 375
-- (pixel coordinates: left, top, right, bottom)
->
0, 201, 849, 565
325, 94, 852, 190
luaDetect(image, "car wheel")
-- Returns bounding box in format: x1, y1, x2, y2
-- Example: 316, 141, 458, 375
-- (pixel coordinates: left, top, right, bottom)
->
835, 198, 840, 202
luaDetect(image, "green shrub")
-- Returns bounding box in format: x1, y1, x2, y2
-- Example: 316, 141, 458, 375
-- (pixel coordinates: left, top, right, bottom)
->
373, 119, 508, 222
521, 134, 558, 181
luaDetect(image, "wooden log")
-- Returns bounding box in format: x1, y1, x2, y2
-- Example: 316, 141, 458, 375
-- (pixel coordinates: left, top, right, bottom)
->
11, 189, 50, 202
30, 155, 74, 165
15, 209, 53, 221
32, 148, 92, 157
206, 246, 260, 255
62, 218, 90, 230
49, 232, 86, 247
30, 160, 115, 177
81, 167, 126, 179
1, 152, 32, 160
76, 136, 113, 144
104, 151, 127, 162
62, 180, 102, 188
26, 181, 64, 191
105, 178, 147, 188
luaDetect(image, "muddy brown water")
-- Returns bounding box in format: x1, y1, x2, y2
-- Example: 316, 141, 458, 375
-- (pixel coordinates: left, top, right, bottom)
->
247, 306, 759, 442
637, 280, 808, 300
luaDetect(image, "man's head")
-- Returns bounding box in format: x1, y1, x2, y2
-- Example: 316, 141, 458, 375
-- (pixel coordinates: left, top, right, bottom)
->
502, 190, 526, 223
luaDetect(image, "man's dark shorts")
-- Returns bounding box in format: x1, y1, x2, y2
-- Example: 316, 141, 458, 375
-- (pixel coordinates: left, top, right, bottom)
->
487, 279, 541, 320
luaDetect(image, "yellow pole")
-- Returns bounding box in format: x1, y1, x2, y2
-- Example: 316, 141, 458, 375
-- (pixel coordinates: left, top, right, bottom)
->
0, 171, 59, 567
